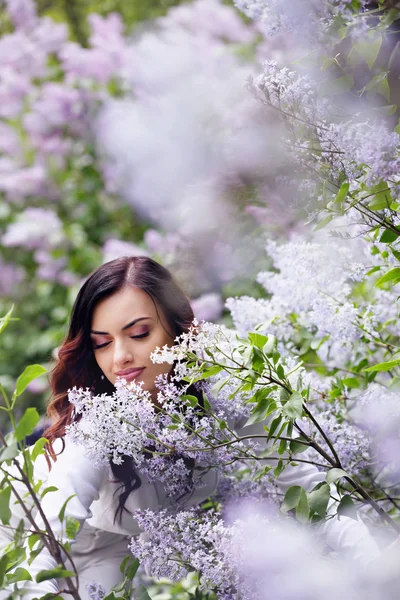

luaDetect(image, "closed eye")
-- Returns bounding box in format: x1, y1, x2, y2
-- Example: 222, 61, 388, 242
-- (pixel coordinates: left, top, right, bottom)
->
93, 331, 149, 350
93, 341, 111, 350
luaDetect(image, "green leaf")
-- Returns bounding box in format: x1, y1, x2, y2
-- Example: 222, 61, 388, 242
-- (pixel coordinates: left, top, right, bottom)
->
308, 482, 330, 518
210, 376, 230, 397
321, 75, 354, 95
342, 377, 360, 389
180, 395, 198, 408
0, 485, 12, 525
263, 335, 277, 357
296, 488, 310, 523
282, 392, 303, 419
273, 458, 284, 477
363, 359, 400, 372
65, 517, 80, 540
267, 415, 282, 441
0, 443, 19, 462
282, 485, 302, 512
31, 437, 48, 461
28, 534, 42, 551
41, 486, 58, 498
337, 495, 357, 519
380, 229, 399, 244
355, 34, 382, 69
36, 567, 76, 583
0, 306, 14, 335
0, 554, 9, 587
125, 557, 140, 580
58, 494, 76, 523
248, 332, 268, 350
135, 584, 153, 600
6, 568, 32, 583
246, 396, 276, 426
368, 181, 391, 210
14, 407, 40, 442
326, 468, 347, 484
376, 267, 400, 288
201, 365, 222, 379
289, 438, 308, 455
335, 181, 350, 205
313, 214, 333, 232
379, 8, 399, 28
15, 365, 47, 398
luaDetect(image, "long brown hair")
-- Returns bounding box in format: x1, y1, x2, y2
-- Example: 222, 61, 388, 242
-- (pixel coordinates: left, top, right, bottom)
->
45, 256, 195, 519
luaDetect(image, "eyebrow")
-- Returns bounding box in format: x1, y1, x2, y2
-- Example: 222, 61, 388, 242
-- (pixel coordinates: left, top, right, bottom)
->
90, 317, 152, 335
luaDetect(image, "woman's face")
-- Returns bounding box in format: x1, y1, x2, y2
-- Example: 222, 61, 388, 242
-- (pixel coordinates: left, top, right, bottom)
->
90, 286, 175, 400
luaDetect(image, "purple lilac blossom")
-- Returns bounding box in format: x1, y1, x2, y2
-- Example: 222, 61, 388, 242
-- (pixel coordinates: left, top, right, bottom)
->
5, 0, 37, 31
66, 375, 246, 498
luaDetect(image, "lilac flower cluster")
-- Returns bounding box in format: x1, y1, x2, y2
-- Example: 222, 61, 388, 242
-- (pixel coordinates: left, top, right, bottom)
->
353, 384, 400, 487
302, 403, 371, 475
130, 508, 238, 595
67, 375, 250, 498
227, 237, 367, 367
130, 501, 388, 600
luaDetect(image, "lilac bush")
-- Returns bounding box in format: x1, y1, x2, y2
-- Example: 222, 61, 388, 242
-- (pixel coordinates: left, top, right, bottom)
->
3, 0, 400, 599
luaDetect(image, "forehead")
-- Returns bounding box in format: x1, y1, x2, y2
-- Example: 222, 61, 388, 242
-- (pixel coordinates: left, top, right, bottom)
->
91, 286, 157, 329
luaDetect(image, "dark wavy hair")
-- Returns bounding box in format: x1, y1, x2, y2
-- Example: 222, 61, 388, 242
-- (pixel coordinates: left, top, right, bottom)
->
44, 256, 196, 521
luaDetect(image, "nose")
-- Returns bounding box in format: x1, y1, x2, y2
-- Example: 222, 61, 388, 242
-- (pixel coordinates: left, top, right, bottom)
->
113, 338, 134, 368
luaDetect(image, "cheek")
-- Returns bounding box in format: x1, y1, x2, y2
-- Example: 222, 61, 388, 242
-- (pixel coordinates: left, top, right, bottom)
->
94, 352, 110, 374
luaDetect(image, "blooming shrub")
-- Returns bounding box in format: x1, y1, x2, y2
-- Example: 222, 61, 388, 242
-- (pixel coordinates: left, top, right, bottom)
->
3, 0, 400, 599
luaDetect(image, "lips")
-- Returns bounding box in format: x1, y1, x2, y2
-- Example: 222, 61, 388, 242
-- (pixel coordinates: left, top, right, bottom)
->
115, 367, 145, 383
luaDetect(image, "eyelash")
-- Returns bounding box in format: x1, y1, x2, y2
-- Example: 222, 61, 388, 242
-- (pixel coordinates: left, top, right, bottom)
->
93, 332, 149, 350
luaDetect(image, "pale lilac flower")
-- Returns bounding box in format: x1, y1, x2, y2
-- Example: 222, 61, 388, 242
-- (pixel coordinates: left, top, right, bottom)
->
5, 0, 37, 31
0, 259, 25, 296
102, 238, 149, 264
2, 208, 64, 250
191, 293, 224, 322
0, 164, 47, 199
0, 68, 31, 118
0, 122, 22, 157
86, 582, 105, 600
160, 0, 255, 44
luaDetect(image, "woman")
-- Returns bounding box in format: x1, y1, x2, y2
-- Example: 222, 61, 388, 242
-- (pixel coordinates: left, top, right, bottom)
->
0, 256, 379, 600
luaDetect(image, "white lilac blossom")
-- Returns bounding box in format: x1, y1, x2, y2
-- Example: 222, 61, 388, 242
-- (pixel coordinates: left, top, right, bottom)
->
233, 0, 333, 47
227, 238, 365, 367
234, 0, 370, 46
320, 121, 400, 189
